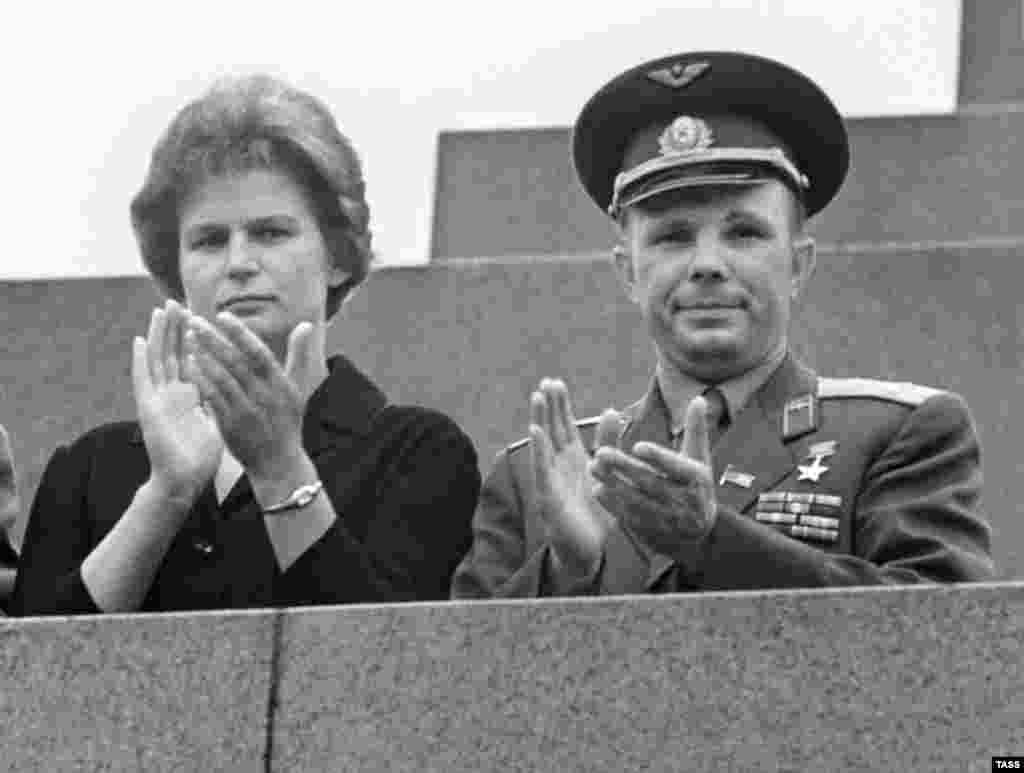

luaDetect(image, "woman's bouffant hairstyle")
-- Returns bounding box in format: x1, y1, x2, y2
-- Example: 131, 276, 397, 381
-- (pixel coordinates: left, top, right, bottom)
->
130, 74, 373, 320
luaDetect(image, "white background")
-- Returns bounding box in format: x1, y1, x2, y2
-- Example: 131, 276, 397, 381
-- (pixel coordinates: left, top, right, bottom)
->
0, 1, 960, 280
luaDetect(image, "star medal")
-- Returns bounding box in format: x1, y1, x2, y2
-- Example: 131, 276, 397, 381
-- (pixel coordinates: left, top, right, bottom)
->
797, 441, 836, 483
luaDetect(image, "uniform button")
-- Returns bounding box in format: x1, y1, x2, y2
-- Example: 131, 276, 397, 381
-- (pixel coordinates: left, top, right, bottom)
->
193, 537, 215, 556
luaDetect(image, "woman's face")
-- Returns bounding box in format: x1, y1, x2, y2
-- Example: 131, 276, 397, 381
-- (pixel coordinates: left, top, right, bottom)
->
178, 167, 348, 359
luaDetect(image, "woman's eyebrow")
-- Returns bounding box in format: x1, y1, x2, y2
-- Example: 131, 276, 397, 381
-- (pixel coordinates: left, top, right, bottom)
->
246, 214, 299, 227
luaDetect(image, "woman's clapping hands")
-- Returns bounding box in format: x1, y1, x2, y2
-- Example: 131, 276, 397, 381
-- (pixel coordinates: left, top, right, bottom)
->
183, 311, 320, 485
132, 300, 223, 510
133, 299, 323, 511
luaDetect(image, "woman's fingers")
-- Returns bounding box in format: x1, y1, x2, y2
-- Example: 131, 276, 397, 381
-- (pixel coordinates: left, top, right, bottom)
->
210, 311, 279, 379
186, 313, 252, 391
283, 321, 317, 397
131, 336, 152, 404
187, 345, 249, 426
163, 300, 185, 382
146, 307, 167, 386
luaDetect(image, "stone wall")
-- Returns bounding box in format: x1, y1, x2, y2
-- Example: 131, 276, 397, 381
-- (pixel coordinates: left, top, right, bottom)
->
2, 583, 1022, 771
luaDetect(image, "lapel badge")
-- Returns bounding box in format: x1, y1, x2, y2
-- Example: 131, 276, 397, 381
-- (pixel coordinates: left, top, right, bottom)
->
782, 393, 818, 441
646, 61, 710, 89
719, 465, 755, 489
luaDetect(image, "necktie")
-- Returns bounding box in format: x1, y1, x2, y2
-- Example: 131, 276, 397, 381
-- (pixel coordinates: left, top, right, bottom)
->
702, 386, 730, 449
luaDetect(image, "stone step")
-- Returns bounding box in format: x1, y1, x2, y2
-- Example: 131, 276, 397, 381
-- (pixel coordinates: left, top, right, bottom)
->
5, 243, 1016, 575
959, 0, 1024, 105
432, 106, 1024, 260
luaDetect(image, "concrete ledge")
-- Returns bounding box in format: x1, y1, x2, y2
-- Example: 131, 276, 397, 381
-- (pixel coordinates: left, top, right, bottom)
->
0, 609, 275, 772
959, 0, 1024, 105
432, 108, 1024, 260
4, 584, 1020, 770
273, 583, 1024, 771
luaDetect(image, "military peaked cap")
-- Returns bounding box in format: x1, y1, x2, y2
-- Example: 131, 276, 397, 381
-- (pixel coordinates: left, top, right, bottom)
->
571, 51, 849, 219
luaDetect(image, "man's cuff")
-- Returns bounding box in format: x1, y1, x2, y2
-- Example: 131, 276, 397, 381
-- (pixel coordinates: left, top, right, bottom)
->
612, 514, 713, 590
542, 546, 604, 596
667, 524, 715, 586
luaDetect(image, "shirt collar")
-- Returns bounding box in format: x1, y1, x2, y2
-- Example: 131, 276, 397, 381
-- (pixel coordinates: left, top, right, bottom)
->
657, 341, 788, 436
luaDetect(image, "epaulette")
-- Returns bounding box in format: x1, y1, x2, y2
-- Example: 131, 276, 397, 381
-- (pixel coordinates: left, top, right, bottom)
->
817, 377, 943, 407
505, 416, 602, 454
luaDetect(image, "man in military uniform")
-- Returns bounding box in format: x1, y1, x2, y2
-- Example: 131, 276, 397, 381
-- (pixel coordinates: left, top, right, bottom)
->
451, 51, 995, 598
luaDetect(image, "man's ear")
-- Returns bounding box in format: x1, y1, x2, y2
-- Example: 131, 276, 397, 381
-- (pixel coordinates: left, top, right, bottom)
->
612, 243, 638, 302
790, 235, 816, 302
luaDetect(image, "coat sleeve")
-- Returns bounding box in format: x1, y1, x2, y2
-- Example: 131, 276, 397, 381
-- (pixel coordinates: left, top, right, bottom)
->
9, 445, 102, 615
450, 448, 539, 598
275, 412, 481, 605
676, 392, 995, 590
449, 447, 607, 599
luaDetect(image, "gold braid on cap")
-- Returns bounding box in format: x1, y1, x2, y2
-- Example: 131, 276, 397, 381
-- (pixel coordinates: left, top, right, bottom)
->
609, 147, 810, 218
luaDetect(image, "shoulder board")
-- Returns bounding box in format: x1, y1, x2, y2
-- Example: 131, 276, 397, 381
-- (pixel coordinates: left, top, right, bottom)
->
505, 416, 602, 454
817, 377, 943, 406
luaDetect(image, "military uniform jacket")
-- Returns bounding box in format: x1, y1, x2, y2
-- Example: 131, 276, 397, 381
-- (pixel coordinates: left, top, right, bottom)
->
451, 356, 994, 598
11, 355, 480, 615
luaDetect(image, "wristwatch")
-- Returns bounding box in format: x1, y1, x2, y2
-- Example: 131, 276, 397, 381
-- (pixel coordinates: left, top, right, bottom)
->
263, 480, 324, 515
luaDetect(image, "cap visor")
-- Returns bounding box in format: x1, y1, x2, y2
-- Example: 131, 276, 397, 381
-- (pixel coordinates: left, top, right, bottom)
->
617, 171, 773, 213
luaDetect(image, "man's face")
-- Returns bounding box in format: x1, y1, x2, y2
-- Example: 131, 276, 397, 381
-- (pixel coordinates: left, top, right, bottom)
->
616, 180, 814, 383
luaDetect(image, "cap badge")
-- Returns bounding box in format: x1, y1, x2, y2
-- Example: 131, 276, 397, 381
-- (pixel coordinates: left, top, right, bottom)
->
646, 61, 711, 89
658, 116, 714, 157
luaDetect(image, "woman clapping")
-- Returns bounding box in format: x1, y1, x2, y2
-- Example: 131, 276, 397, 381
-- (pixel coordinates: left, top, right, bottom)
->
11, 76, 480, 615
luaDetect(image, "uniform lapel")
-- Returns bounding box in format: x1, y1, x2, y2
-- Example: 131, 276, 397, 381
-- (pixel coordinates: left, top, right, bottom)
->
597, 358, 818, 591
712, 356, 818, 514
619, 377, 674, 450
